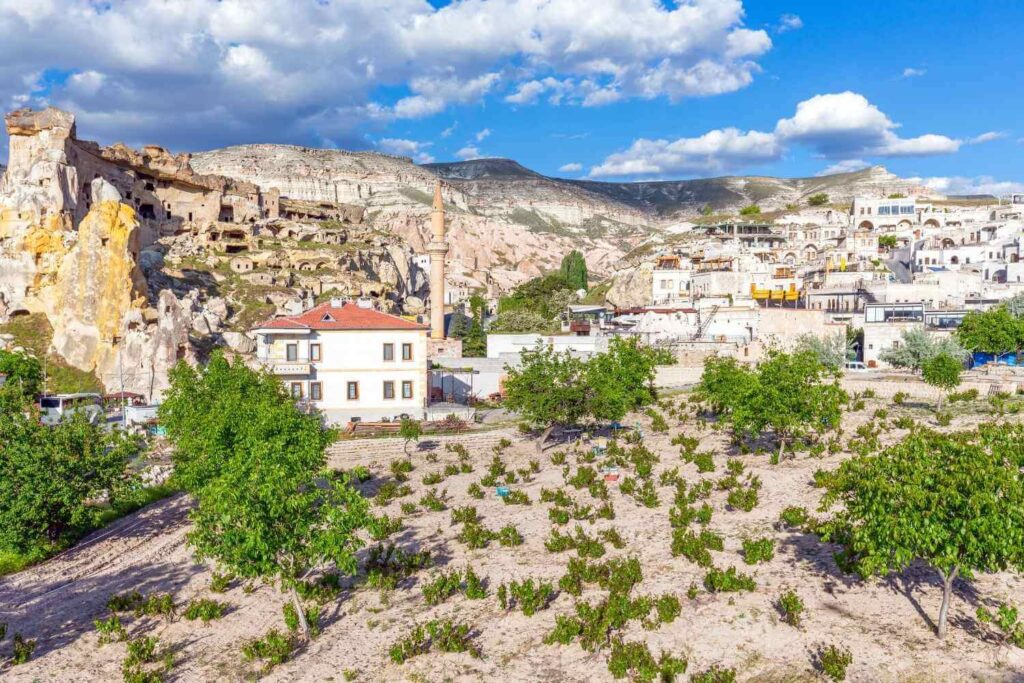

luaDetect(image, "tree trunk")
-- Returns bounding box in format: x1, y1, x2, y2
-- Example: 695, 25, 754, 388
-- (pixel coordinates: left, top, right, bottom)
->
936, 566, 958, 639
290, 585, 310, 640
936, 392, 944, 413
777, 438, 786, 461
537, 424, 556, 453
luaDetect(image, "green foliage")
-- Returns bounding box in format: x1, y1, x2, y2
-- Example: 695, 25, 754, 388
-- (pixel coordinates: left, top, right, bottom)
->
389, 458, 414, 482
502, 490, 531, 505
977, 602, 1024, 648
388, 619, 479, 663
816, 644, 853, 681
122, 636, 173, 683
0, 409, 140, 557
777, 589, 805, 627
779, 506, 809, 529
366, 513, 403, 541
10, 632, 35, 666
793, 332, 853, 371
364, 543, 432, 591
741, 537, 775, 564
497, 272, 577, 320
183, 598, 227, 623
670, 529, 722, 567
450, 505, 479, 525
94, 615, 128, 645
560, 250, 589, 291
242, 629, 295, 668
457, 522, 496, 549
498, 578, 555, 616
689, 664, 736, 683
703, 566, 756, 593
422, 570, 465, 606
739, 204, 761, 215
949, 388, 979, 402
878, 234, 898, 249
210, 572, 233, 593
819, 426, 1024, 638
807, 192, 829, 206
374, 481, 412, 506
496, 524, 524, 546
398, 418, 422, 454
418, 488, 448, 511
0, 350, 43, 398
607, 638, 687, 682
879, 328, 967, 371
467, 482, 484, 499
957, 307, 1024, 355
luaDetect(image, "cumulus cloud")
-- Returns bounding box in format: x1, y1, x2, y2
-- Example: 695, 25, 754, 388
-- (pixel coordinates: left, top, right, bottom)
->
906, 175, 1024, 197
968, 131, 1004, 144
590, 127, 781, 178
558, 162, 583, 173
592, 91, 970, 178
817, 159, 870, 176
377, 138, 434, 163
0, 0, 774, 153
455, 146, 483, 160
475, 128, 491, 142
901, 67, 927, 78
774, 13, 803, 33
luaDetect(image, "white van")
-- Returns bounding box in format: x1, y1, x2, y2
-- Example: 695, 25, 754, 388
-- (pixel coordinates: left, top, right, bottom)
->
844, 361, 868, 373
39, 393, 104, 426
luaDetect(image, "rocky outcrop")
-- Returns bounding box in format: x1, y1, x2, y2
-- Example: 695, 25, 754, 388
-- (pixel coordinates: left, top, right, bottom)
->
605, 262, 655, 309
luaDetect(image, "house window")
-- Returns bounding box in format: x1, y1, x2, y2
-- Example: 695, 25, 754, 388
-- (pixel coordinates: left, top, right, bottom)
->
286, 343, 298, 361
402, 381, 413, 399
290, 382, 303, 399
310, 343, 321, 362
347, 382, 359, 400
383, 343, 395, 361
401, 343, 412, 361
310, 382, 322, 401
383, 381, 395, 399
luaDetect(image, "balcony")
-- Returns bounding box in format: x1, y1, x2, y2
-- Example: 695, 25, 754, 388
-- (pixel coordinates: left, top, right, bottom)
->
269, 362, 312, 376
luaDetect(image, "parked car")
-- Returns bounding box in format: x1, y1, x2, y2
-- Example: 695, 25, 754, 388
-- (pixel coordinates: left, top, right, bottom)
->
39, 393, 103, 426
844, 361, 868, 372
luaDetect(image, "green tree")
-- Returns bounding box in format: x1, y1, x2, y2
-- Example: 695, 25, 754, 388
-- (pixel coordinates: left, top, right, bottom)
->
820, 427, 1024, 639
878, 235, 898, 250
461, 319, 487, 357
697, 356, 756, 416
399, 418, 422, 455
739, 204, 761, 216
879, 328, 967, 372
807, 193, 829, 207
161, 354, 368, 640
559, 250, 589, 292
699, 204, 714, 216
956, 308, 1024, 357
0, 350, 43, 400
794, 332, 853, 371
489, 309, 554, 334
0, 411, 139, 555
921, 352, 962, 410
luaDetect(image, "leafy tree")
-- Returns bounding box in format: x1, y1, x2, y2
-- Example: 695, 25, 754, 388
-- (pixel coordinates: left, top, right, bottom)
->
878, 235, 898, 250
1003, 293, 1024, 319
820, 427, 1024, 639
461, 319, 487, 357
162, 354, 368, 640
159, 353, 330, 492
560, 250, 589, 292
399, 418, 422, 455
497, 273, 573, 318
739, 204, 761, 216
0, 350, 43, 399
0, 411, 139, 555
921, 353, 962, 410
489, 309, 554, 334
699, 204, 714, 216
887, 193, 907, 199
794, 332, 853, 371
697, 356, 755, 415
879, 328, 967, 372
956, 307, 1024, 357
807, 193, 829, 207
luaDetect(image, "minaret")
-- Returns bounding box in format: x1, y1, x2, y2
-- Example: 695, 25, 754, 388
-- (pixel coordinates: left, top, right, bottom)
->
427, 181, 449, 340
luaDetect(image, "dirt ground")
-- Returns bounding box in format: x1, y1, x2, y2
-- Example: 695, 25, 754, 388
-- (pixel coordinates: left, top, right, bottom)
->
2, 393, 1023, 682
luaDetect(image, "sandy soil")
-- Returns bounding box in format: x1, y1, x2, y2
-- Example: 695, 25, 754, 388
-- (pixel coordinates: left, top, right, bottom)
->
2, 397, 1023, 682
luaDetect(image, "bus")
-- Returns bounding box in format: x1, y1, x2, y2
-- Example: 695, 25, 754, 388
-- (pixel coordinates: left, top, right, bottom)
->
39, 393, 104, 426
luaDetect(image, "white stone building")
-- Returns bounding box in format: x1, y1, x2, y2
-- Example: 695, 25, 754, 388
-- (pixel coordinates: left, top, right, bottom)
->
252, 300, 429, 424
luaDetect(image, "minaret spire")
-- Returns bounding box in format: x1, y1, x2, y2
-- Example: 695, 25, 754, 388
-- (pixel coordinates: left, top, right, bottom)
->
427, 180, 448, 340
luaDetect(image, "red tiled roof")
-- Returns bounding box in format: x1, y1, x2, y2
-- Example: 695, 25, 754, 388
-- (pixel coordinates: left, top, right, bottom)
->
255, 302, 428, 331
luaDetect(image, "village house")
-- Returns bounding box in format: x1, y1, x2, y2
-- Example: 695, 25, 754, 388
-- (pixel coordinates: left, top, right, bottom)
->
252, 299, 429, 424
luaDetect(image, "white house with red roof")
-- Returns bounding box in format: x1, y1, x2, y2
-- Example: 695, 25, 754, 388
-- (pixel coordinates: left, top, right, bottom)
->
251, 299, 429, 424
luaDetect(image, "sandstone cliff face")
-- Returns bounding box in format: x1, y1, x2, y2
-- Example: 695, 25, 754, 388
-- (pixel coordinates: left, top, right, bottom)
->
605, 261, 655, 310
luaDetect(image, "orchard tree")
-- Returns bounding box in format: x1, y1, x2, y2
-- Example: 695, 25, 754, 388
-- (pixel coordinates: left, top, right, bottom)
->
399, 417, 422, 455
583, 337, 659, 423
503, 345, 589, 452
820, 428, 1024, 639
697, 356, 756, 416
879, 328, 967, 372
560, 250, 589, 291
956, 307, 1023, 357
921, 352, 962, 410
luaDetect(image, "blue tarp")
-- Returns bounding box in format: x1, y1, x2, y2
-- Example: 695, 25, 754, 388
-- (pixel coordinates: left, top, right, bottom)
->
972, 352, 1020, 367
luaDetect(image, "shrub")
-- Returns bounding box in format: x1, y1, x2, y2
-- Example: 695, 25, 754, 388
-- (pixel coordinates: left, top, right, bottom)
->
949, 388, 979, 403
10, 633, 35, 665
652, 594, 681, 625
607, 638, 687, 682
375, 481, 412, 506
689, 451, 715, 473
596, 501, 615, 520
559, 557, 643, 596
367, 514, 403, 541
647, 410, 669, 433
422, 570, 463, 606
138, 594, 175, 618
457, 522, 495, 549
297, 574, 342, 604
976, 602, 1024, 648
210, 572, 233, 593
893, 415, 915, 429
726, 480, 759, 512
389, 619, 479, 663
400, 502, 418, 514
95, 615, 128, 645
497, 578, 555, 616
779, 506, 808, 528
464, 566, 488, 600
777, 589, 805, 627
450, 505, 479, 525
183, 598, 227, 623
935, 410, 952, 426
422, 471, 444, 486
122, 636, 173, 682
551, 451, 567, 465
389, 459, 414, 482
549, 507, 571, 525
893, 391, 907, 405
242, 629, 294, 667
815, 643, 853, 681
283, 603, 321, 638
503, 490, 531, 505
741, 537, 775, 564
689, 665, 736, 683
467, 482, 485, 499
444, 463, 460, 477
497, 524, 525, 547
703, 566, 756, 593
419, 488, 448, 511
599, 528, 626, 549
365, 543, 432, 591
107, 591, 145, 613
670, 530, 714, 567
541, 487, 573, 506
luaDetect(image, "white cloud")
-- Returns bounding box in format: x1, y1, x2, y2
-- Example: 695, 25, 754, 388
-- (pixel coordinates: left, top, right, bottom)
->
901, 67, 927, 78
774, 91, 961, 158
817, 159, 870, 176
0, 0, 774, 151
455, 146, 482, 160
558, 162, 583, 173
775, 13, 803, 33
906, 175, 1024, 197
968, 131, 1004, 144
592, 91, 968, 178
475, 128, 491, 142
590, 127, 781, 178
377, 138, 434, 163
441, 122, 458, 138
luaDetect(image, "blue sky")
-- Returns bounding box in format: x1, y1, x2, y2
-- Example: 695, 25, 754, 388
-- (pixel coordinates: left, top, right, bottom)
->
1, 1, 1021, 194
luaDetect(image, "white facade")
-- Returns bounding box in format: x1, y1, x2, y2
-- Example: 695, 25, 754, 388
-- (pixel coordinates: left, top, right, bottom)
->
253, 302, 429, 424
